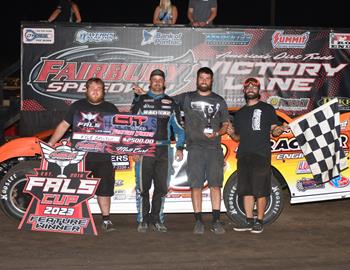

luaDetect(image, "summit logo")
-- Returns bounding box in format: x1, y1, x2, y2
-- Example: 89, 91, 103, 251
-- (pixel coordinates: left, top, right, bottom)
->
272, 31, 310, 49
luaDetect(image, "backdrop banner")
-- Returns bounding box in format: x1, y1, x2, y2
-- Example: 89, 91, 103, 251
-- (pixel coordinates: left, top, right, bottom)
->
21, 22, 350, 135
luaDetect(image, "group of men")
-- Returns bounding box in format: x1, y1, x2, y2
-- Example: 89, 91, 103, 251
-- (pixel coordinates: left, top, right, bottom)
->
48, 67, 288, 235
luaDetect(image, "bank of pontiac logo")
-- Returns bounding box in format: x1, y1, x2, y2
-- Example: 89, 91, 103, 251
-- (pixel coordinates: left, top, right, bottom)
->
142, 29, 158, 45
141, 29, 183, 46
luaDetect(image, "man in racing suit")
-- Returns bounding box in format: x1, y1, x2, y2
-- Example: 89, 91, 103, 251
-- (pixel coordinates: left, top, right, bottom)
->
131, 69, 185, 233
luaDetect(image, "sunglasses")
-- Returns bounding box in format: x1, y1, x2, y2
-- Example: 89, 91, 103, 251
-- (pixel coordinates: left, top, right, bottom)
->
243, 79, 260, 88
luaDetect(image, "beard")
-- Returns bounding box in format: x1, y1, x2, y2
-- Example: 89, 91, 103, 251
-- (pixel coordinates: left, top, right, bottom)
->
151, 84, 164, 93
197, 82, 212, 92
86, 93, 104, 104
244, 92, 260, 100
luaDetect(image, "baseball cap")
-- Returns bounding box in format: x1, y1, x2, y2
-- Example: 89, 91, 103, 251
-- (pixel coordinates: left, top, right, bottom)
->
150, 69, 165, 79
243, 77, 260, 90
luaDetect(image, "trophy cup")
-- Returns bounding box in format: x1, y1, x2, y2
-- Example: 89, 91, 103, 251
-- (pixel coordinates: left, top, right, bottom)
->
203, 106, 215, 134
41, 141, 86, 178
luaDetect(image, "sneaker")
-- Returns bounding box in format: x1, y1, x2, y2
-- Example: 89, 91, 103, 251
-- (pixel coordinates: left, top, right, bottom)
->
233, 220, 254, 232
211, 221, 226, 234
101, 220, 116, 232
152, 222, 167, 232
193, 220, 205, 234
251, 221, 264, 234
137, 222, 149, 233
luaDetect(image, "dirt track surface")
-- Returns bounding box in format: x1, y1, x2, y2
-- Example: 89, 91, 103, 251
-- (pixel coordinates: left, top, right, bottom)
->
1, 194, 350, 270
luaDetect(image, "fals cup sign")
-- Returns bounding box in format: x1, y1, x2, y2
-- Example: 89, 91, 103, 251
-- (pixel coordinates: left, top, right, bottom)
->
18, 141, 100, 235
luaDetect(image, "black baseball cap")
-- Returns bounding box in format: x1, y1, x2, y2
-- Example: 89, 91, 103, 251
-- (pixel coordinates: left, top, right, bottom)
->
150, 69, 165, 79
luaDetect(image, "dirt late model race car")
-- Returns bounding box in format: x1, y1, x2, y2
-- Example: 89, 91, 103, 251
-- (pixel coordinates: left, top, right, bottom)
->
1, 110, 350, 225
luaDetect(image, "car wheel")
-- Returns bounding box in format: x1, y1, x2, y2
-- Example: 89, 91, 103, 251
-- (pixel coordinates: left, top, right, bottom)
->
223, 171, 284, 225
0, 160, 40, 220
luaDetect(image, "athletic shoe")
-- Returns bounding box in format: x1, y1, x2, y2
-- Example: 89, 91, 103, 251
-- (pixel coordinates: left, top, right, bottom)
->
211, 221, 226, 234
251, 221, 264, 234
152, 222, 167, 232
233, 220, 254, 232
101, 220, 116, 232
193, 220, 205, 234
137, 222, 149, 233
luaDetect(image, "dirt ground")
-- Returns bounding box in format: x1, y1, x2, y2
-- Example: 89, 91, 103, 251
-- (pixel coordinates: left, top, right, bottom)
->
1, 194, 350, 270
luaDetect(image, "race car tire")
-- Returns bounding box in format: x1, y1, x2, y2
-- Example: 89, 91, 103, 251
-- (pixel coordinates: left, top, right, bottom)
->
0, 160, 40, 220
223, 171, 284, 225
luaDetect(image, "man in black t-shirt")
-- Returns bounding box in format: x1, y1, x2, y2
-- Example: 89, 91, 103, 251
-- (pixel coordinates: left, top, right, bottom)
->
227, 77, 288, 233
48, 77, 119, 232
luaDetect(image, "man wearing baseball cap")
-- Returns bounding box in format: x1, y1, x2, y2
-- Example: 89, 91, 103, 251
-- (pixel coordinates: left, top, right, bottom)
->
131, 69, 185, 233
227, 77, 288, 233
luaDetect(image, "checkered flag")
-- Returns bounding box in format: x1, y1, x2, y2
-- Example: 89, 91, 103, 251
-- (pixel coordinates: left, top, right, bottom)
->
289, 98, 347, 183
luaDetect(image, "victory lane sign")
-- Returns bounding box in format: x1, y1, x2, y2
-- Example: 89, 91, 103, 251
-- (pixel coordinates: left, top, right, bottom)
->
18, 141, 100, 235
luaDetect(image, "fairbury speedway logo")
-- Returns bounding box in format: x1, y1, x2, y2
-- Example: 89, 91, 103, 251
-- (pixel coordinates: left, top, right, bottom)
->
27, 46, 195, 105
41, 141, 85, 178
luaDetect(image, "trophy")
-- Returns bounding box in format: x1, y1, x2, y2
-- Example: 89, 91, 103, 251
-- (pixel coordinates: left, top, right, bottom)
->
203, 106, 215, 134
41, 141, 86, 178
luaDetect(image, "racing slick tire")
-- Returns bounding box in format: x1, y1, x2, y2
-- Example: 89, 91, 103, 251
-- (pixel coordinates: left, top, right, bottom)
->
0, 160, 40, 220
223, 171, 284, 225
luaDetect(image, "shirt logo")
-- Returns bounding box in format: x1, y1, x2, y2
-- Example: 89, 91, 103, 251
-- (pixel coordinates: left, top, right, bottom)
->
252, 109, 261, 131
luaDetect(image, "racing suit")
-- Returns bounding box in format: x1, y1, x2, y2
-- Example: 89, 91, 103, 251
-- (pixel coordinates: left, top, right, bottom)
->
131, 91, 185, 224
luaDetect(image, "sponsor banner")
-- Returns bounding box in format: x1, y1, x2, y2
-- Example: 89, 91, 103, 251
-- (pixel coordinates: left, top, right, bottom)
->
296, 178, 325, 192
329, 175, 350, 188
72, 113, 157, 156
329, 33, 350, 49
23, 28, 54, 44
18, 141, 99, 235
21, 22, 350, 134
112, 155, 131, 170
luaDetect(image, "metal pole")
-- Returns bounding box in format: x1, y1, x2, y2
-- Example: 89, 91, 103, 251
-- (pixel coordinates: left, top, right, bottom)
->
270, 0, 276, 26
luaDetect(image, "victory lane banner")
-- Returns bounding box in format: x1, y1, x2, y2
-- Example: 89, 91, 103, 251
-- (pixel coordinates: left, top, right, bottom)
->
72, 112, 157, 156
21, 22, 350, 136
18, 141, 100, 235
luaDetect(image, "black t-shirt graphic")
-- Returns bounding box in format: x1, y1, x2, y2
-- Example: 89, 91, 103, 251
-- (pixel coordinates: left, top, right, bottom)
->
234, 101, 279, 158
64, 99, 119, 161
175, 91, 229, 149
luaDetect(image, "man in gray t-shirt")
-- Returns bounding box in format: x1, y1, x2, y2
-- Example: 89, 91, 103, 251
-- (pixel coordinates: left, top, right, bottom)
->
175, 67, 229, 235
187, 0, 217, 26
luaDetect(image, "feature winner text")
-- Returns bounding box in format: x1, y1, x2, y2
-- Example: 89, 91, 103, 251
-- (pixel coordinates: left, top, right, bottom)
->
28, 216, 89, 233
